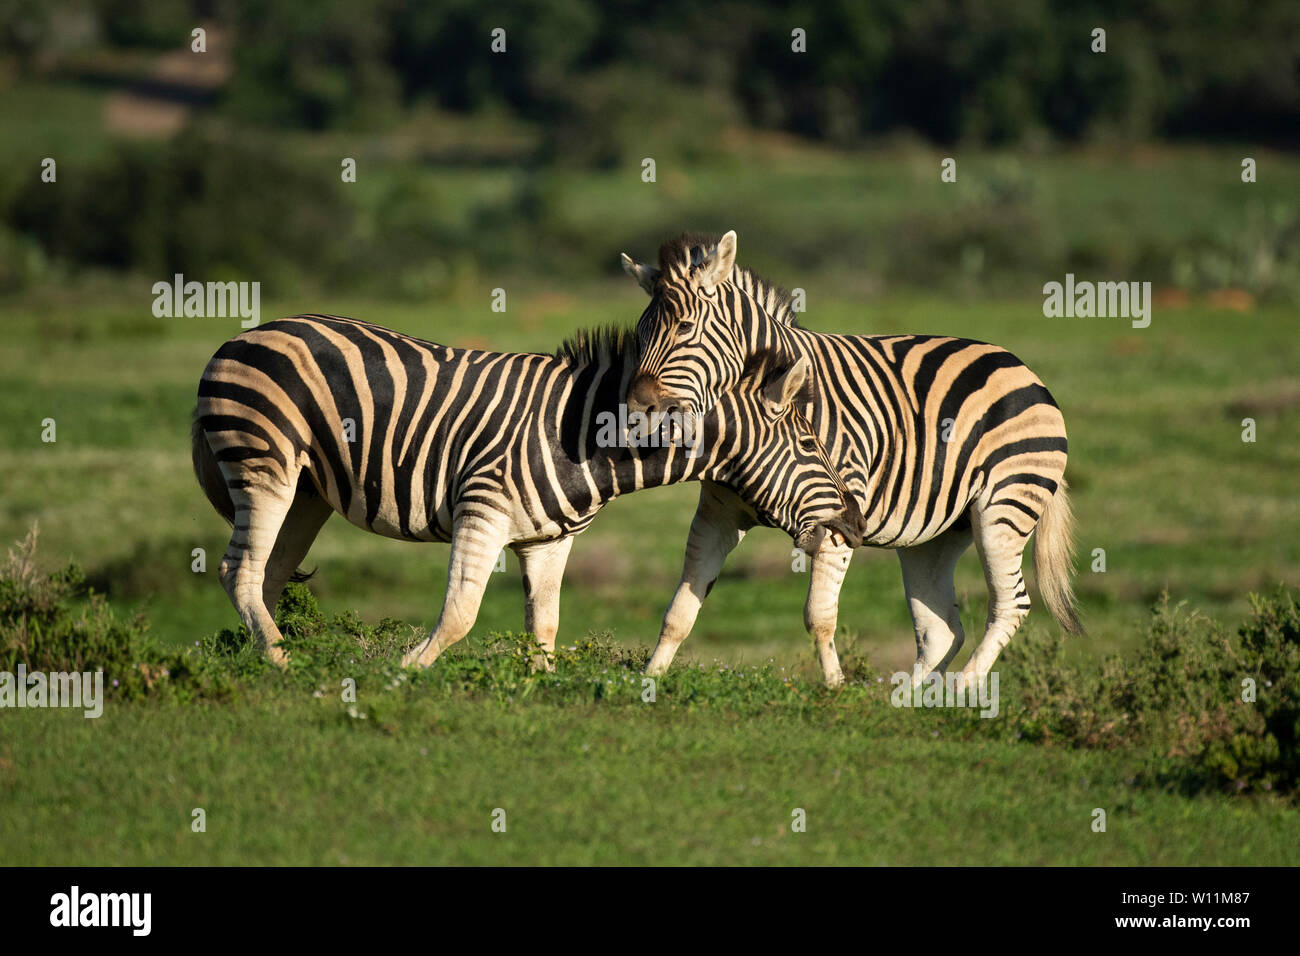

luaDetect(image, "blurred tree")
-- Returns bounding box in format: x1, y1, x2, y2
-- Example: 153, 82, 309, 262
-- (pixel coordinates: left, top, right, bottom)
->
3, 0, 1293, 146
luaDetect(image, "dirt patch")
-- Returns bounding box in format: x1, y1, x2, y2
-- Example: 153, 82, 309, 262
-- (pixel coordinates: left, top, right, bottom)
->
103, 25, 230, 139
1205, 288, 1256, 312
1226, 384, 1300, 418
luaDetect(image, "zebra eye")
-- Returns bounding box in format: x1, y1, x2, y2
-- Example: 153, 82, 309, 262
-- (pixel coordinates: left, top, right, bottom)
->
677, 321, 695, 335
799, 437, 818, 452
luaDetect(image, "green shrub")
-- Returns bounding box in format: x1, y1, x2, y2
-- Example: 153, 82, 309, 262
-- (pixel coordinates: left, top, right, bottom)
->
999, 589, 1300, 795
0, 525, 190, 700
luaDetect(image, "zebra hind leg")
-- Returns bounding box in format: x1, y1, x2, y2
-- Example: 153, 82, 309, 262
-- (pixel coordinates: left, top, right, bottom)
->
960, 505, 1034, 681
898, 522, 973, 688
260, 477, 334, 618
514, 536, 575, 672
218, 468, 300, 668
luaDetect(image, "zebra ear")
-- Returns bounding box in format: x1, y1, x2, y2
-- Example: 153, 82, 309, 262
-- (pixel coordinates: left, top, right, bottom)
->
697, 230, 738, 292
621, 253, 659, 295
763, 355, 812, 409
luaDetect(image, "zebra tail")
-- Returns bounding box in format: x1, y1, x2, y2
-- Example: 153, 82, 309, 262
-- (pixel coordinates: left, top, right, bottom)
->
191, 408, 235, 526
1033, 477, 1084, 636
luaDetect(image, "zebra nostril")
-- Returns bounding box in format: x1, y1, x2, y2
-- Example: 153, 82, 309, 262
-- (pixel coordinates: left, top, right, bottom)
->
627, 374, 662, 413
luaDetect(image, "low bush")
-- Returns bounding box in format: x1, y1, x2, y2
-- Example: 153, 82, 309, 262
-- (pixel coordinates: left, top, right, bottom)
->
997, 590, 1300, 795
0, 526, 189, 700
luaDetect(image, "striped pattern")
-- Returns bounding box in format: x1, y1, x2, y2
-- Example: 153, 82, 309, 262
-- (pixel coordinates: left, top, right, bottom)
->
192, 313, 861, 668
623, 232, 1080, 686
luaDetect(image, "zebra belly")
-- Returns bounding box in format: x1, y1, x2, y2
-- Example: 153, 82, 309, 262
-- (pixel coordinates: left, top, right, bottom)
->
857, 455, 981, 549
302, 459, 452, 543
864, 506, 972, 549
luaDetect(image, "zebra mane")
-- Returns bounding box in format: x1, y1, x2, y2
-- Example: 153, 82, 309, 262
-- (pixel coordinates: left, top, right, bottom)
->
657, 233, 802, 328
553, 324, 637, 365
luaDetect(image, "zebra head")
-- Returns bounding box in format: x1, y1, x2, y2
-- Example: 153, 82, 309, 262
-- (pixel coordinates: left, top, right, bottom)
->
621, 230, 746, 429
712, 350, 865, 553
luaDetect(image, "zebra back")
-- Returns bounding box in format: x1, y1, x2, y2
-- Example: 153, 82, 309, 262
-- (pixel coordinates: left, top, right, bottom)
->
195, 313, 859, 547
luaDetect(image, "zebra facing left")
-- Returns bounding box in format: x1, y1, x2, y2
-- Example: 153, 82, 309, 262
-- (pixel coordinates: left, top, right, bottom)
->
192, 313, 866, 669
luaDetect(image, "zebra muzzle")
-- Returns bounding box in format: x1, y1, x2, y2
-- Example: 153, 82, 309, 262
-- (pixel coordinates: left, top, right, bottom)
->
833, 496, 868, 548
795, 524, 827, 556
797, 501, 866, 554
824, 516, 866, 550
626, 373, 667, 415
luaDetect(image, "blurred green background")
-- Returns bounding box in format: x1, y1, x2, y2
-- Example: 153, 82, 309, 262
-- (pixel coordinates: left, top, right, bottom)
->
1, 0, 1297, 677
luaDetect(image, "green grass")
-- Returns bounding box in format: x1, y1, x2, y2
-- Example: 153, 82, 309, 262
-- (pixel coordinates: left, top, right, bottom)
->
6, 698, 1297, 865
2, 281, 1297, 864
2, 132, 1298, 863
2, 599, 1296, 866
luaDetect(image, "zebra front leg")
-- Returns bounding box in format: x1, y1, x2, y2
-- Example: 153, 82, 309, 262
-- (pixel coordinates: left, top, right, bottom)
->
804, 540, 853, 686
645, 483, 750, 676
514, 536, 575, 672
403, 516, 507, 669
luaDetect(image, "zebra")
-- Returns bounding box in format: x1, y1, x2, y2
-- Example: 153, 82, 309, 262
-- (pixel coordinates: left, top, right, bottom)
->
620, 231, 1081, 687
191, 313, 866, 669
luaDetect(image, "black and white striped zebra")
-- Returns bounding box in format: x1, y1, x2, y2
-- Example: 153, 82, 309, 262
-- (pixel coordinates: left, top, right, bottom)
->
620, 231, 1080, 687
191, 313, 865, 668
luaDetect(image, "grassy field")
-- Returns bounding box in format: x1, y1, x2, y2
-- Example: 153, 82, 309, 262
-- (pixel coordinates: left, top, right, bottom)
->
7, 696, 1298, 866
2, 281, 1297, 865
2, 600, 1297, 866
2, 133, 1298, 863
